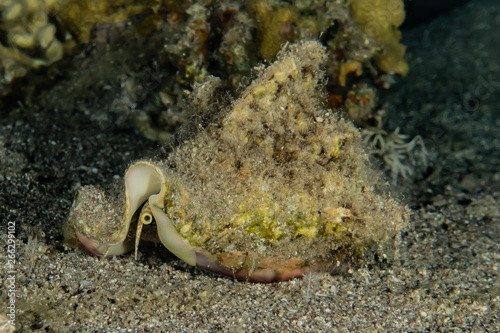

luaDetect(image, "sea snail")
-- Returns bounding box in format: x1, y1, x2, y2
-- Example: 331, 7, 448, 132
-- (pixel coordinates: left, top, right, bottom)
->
64, 41, 408, 282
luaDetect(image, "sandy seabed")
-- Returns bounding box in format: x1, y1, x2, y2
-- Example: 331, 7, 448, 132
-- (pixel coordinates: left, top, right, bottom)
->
1, 0, 499, 331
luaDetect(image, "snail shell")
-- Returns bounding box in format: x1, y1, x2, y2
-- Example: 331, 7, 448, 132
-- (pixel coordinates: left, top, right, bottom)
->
65, 41, 408, 282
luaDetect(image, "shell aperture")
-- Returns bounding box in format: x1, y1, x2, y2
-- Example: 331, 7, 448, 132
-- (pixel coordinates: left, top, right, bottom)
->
126, 161, 197, 266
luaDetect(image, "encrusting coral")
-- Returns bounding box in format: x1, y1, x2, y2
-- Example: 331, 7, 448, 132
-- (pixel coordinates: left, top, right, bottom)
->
65, 41, 409, 282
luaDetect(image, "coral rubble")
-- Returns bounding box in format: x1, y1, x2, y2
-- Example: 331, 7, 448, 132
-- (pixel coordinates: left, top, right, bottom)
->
3, 0, 409, 128
0, 0, 66, 92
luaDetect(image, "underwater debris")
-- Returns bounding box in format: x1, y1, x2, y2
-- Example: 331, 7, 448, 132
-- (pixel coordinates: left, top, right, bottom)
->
65, 41, 409, 282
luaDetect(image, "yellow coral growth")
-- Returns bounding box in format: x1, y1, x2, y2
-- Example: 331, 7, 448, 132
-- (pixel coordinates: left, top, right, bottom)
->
348, 0, 409, 76
250, 0, 298, 59
49, 0, 150, 44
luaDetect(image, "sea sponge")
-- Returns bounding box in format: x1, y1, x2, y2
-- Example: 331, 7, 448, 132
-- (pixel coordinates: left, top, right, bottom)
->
348, 0, 409, 76
250, 0, 298, 59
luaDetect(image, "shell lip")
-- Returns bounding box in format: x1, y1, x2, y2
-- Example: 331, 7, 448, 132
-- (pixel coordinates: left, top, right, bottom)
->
75, 231, 104, 256
194, 250, 310, 283
75, 231, 135, 256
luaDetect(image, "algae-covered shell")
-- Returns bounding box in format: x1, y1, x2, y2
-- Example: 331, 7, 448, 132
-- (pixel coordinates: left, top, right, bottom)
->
65, 41, 408, 282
